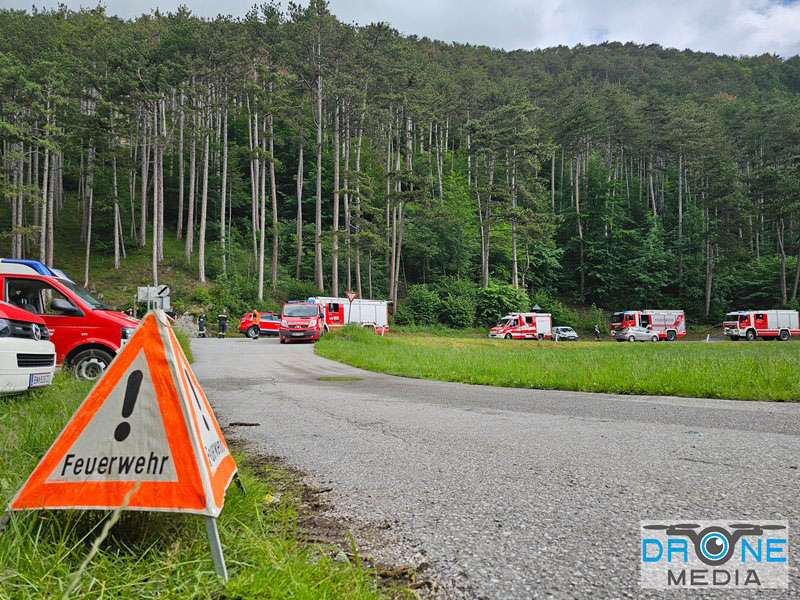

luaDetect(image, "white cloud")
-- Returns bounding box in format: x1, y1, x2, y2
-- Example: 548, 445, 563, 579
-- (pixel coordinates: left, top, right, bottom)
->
2, 0, 798, 56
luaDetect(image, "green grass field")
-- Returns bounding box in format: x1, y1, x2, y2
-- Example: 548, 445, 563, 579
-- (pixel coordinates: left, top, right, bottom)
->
316, 328, 800, 402
0, 374, 388, 599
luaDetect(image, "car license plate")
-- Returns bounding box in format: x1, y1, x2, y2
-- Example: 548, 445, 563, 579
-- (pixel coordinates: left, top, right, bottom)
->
292, 332, 304, 337
29, 372, 52, 388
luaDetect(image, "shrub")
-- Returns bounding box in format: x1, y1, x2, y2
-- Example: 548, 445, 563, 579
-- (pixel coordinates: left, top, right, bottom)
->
401, 284, 441, 325
475, 282, 528, 327
441, 294, 476, 327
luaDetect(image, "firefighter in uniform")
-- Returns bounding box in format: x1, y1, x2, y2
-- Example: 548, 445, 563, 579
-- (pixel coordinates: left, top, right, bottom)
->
594, 323, 601, 341
218, 311, 228, 338
198, 312, 206, 338
251, 309, 260, 339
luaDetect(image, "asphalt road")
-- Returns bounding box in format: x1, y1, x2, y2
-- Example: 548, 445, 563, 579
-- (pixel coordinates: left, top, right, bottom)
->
192, 337, 800, 598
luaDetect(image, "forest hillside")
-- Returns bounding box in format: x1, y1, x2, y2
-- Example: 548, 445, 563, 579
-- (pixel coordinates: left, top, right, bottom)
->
2, 3, 799, 326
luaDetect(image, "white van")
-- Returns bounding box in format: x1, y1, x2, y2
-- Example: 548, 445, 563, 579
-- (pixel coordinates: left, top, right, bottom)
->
0, 301, 56, 394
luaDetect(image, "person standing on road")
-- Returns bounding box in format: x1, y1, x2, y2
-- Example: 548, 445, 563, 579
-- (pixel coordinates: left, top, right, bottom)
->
252, 309, 260, 339
594, 323, 601, 341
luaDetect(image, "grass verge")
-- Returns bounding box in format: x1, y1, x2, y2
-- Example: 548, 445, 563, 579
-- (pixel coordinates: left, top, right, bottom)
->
316, 327, 800, 401
0, 375, 389, 599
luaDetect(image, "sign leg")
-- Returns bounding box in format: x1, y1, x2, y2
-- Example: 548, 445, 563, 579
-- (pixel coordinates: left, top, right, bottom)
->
204, 516, 228, 581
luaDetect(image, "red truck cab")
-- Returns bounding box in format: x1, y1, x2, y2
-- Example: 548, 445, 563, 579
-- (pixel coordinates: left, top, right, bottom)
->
0, 259, 138, 380
279, 301, 324, 343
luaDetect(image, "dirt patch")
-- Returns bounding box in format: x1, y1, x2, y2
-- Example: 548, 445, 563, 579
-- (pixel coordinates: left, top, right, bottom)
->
227, 434, 437, 596
317, 376, 365, 382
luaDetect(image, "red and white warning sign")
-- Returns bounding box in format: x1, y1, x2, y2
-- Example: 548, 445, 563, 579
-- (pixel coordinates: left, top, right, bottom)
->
9, 311, 236, 517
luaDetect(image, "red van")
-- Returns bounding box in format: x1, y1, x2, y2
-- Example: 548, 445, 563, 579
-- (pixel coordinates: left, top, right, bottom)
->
279, 301, 324, 343
0, 259, 138, 380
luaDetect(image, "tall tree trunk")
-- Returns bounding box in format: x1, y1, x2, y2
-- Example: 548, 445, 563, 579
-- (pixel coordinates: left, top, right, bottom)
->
384, 119, 391, 285
139, 112, 148, 248
177, 91, 185, 240
576, 152, 585, 297
152, 104, 160, 286
353, 96, 367, 298
677, 151, 683, 290
186, 110, 197, 260
314, 38, 324, 291
777, 218, 787, 305
268, 89, 279, 289
198, 107, 210, 283
550, 148, 556, 210
296, 124, 304, 279
220, 103, 228, 275
83, 145, 95, 287
511, 148, 519, 288
47, 153, 56, 266
39, 115, 50, 262
332, 98, 340, 296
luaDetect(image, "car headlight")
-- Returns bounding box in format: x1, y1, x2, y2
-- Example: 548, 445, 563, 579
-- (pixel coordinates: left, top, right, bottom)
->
281, 320, 288, 327
121, 327, 136, 340
0, 318, 10, 337
309, 319, 317, 327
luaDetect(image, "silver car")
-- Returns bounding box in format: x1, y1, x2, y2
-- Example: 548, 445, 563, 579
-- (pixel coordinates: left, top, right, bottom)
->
553, 326, 578, 341
615, 326, 659, 342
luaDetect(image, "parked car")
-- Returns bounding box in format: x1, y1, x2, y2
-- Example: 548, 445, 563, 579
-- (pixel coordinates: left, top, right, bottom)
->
238, 311, 281, 338
0, 259, 139, 380
615, 326, 659, 342
553, 326, 579, 341
0, 301, 56, 394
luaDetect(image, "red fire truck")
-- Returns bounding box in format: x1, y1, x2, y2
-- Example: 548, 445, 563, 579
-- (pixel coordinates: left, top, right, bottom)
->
311, 296, 389, 335
723, 310, 800, 341
610, 310, 685, 341
489, 312, 552, 340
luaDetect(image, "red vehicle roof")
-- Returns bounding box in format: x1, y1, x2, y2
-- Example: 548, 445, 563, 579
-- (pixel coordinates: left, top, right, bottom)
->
0, 300, 46, 324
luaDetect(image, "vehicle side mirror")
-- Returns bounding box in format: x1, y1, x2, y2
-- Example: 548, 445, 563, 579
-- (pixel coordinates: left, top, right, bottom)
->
51, 297, 80, 315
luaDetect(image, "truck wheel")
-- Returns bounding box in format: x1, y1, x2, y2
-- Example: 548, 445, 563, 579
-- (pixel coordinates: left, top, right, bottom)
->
651, 335, 659, 342
279, 338, 286, 344
730, 335, 740, 341
537, 333, 544, 341
745, 329, 756, 341
246, 326, 259, 339
72, 348, 113, 381
504, 333, 512, 340
628, 335, 636, 342
779, 330, 790, 341
666, 330, 676, 341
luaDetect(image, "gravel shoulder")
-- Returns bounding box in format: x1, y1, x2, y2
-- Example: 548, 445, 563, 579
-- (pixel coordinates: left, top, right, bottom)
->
193, 337, 800, 598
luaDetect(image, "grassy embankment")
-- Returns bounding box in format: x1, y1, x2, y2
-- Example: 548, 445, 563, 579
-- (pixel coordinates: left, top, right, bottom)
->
316, 327, 800, 401
0, 334, 389, 599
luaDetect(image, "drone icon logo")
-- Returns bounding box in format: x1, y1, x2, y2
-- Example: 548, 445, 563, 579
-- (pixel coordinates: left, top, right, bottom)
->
643, 523, 787, 566
640, 520, 789, 589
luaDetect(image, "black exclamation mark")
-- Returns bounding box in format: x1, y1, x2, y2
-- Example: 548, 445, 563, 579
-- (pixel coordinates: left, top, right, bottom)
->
114, 370, 143, 442
185, 368, 210, 431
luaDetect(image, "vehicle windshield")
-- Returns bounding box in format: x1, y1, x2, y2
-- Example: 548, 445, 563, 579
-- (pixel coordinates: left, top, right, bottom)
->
725, 313, 739, 321
59, 279, 111, 309
496, 318, 512, 327
612, 312, 623, 322
283, 304, 318, 318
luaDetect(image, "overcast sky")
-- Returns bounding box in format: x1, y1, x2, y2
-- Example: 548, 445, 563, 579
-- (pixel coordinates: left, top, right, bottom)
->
3, 0, 800, 57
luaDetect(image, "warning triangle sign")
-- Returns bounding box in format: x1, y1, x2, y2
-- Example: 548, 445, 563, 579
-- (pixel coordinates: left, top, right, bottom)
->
9, 311, 236, 517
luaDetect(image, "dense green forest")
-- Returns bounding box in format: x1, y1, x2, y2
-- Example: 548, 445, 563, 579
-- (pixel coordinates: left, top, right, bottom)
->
2, 2, 800, 325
